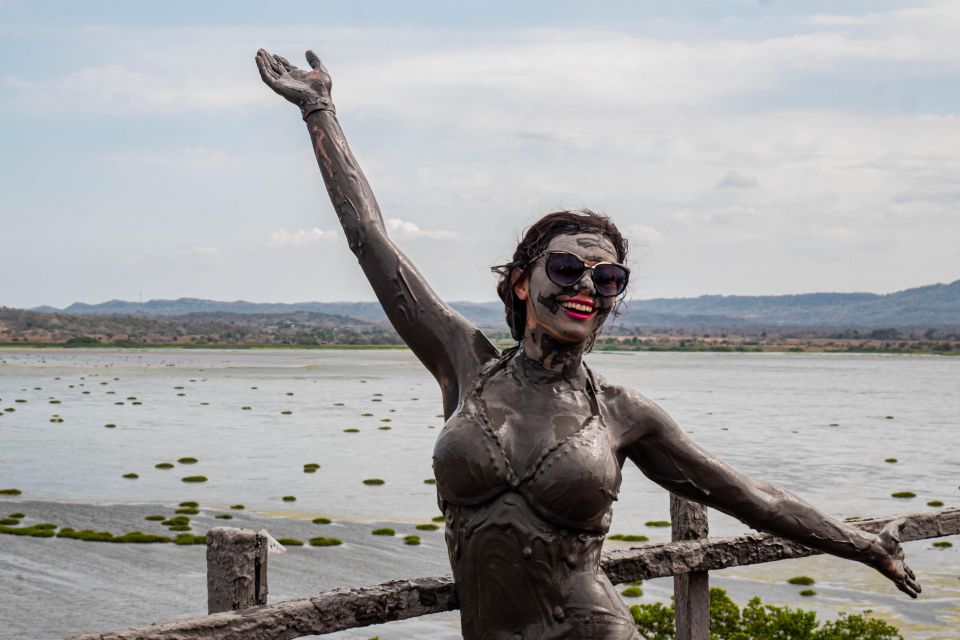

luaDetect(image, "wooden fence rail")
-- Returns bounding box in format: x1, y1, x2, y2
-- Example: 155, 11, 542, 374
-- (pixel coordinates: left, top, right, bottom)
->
70, 506, 960, 640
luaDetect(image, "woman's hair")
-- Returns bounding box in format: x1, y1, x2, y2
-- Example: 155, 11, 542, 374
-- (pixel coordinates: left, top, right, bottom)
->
492, 209, 629, 343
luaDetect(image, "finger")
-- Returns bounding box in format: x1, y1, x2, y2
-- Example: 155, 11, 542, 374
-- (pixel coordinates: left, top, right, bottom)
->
274, 54, 296, 72
268, 54, 285, 76
255, 52, 279, 84
305, 49, 322, 70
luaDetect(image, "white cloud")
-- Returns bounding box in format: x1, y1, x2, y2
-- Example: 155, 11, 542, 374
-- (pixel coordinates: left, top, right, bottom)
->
178, 245, 221, 256
269, 228, 338, 247
385, 218, 457, 239
716, 170, 759, 190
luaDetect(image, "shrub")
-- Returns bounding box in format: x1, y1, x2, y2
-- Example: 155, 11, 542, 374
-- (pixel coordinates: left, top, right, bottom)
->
372, 528, 395, 536
309, 537, 342, 547
629, 588, 903, 640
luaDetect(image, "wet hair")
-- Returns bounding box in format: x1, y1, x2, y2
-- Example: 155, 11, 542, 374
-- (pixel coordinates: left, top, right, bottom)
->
492, 209, 629, 343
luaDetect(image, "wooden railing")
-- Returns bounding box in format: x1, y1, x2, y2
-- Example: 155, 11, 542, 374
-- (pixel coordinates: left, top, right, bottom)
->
69, 504, 960, 640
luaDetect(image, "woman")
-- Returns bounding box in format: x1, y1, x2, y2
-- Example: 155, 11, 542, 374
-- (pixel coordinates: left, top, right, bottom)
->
255, 49, 920, 640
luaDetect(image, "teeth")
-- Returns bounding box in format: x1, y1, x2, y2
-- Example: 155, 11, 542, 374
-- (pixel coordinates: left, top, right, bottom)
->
561, 301, 593, 313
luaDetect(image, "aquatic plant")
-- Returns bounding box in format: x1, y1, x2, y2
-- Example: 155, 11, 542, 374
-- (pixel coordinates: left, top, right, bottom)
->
162, 516, 189, 526
104, 423, 116, 428
361, 412, 373, 417
932, 541, 953, 548
312, 517, 331, 525
423, 478, 436, 485
122, 473, 139, 479
0, 489, 23, 495
0, 518, 19, 525
343, 428, 360, 432
378, 426, 391, 430
403, 535, 421, 545
230, 504, 245, 510
927, 500, 944, 507
277, 537, 303, 546
799, 589, 816, 596
363, 478, 385, 485
303, 463, 320, 473
282, 496, 296, 502
608, 534, 649, 542
242, 406, 252, 410
177, 457, 198, 464
9, 513, 25, 518
182, 476, 208, 483
175, 508, 200, 515
787, 576, 815, 585
0, 524, 54, 538
155, 463, 174, 469
644, 520, 670, 527
884, 458, 898, 463
174, 533, 206, 545
145, 515, 165, 521
415, 523, 439, 531
620, 587, 643, 598
215, 514, 233, 519
168, 524, 192, 531
372, 528, 395, 536
431, 516, 445, 523
309, 536, 342, 546
890, 491, 916, 498
281, 410, 292, 415
380, 418, 391, 423
179, 501, 199, 508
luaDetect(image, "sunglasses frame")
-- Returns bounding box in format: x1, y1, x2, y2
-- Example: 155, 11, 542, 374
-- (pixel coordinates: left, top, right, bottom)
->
528, 250, 630, 297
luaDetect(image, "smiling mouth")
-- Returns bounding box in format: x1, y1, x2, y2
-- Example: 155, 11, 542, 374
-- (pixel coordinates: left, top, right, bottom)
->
560, 299, 596, 320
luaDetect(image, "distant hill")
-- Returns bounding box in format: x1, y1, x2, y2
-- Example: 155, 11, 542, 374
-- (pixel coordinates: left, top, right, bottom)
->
31, 279, 960, 330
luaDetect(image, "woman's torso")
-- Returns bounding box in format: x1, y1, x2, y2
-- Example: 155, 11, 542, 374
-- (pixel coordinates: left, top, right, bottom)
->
433, 352, 640, 640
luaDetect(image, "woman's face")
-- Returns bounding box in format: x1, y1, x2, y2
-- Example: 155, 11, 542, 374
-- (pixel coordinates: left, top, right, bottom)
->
515, 232, 621, 344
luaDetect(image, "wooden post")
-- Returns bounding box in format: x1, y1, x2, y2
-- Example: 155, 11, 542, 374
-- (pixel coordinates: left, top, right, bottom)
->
206, 527, 269, 614
671, 495, 709, 640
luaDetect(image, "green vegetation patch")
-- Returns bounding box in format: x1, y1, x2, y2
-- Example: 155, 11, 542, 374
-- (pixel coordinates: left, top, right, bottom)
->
362, 478, 385, 486
215, 514, 233, 519
122, 473, 139, 479
277, 537, 303, 546
378, 426, 392, 430
230, 504, 245, 510
182, 476, 208, 483
175, 507, 199, 515
621, 586, 644, 598
644, 520, 670, 527
432, 516, 445, 523
174, 533, 206, 545
415, 523, 439, 531
179, 501, 199, 508
177, 457, 198, 464
608, 533, 650, 542
162, 516, 189, 526
787, 576, 816, 585
799, 589, 817, 597
372, 527, 395, 536
0, 518, 20, 525
0, 489, 22, 496
9, 512, 25, 518
303, 463, 321, 473
891, 491, 916, 498
423, 478, 436, 485
282, 496, 296, 502
932, 541, 953, 548
104, 423, 116, 429
168, 524, 192, 532
884, 458, 898, 463
145, 515, 165, 522
343, 428, 360, 433
403, 535, 421, 545
309, 536, 342, 547
312, 517, 331, 525
155, 462, 175, 469
0, 524, 55, 538
927, 500, 944, 507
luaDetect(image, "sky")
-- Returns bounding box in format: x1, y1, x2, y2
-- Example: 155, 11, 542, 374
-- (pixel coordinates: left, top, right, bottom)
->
1, 0, 958, 308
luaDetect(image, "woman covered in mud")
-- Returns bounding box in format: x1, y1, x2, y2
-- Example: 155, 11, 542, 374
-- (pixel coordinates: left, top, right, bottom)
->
256, 50, 920, 640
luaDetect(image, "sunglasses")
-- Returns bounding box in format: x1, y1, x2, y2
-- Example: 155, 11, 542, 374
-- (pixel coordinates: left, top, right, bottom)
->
531, 250, 630, 297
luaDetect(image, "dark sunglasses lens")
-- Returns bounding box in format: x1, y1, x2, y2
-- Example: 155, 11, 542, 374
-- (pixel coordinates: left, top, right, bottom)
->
593, 264, 628, 296
545, 253, 586, 286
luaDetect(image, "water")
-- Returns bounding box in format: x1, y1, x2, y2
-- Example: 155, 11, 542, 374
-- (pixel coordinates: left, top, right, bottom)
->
0, 348, 957, 638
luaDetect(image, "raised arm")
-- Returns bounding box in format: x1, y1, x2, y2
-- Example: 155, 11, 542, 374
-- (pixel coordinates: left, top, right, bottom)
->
608, 387, 921, 598
255, 49, 495, 408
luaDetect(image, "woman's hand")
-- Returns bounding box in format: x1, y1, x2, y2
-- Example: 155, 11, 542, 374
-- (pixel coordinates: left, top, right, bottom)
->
873, 518, 922, 598
255, 49, 334, 119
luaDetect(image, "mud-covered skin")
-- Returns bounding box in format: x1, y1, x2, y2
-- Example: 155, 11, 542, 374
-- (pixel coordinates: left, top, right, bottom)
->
256, 49, 921, 638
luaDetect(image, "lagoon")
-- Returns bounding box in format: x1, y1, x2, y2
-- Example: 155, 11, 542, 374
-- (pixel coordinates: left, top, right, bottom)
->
0, 348, 957, 638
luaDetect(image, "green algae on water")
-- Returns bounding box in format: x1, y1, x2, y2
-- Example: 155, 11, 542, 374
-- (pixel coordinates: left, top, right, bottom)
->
104, 424, 116, 429
431, 516, 445, 523
343, 428, 360, 433
423, 478, 436, 485
309, 536, 342, 547
932, 541, 953, 548
0, 518, 19, 525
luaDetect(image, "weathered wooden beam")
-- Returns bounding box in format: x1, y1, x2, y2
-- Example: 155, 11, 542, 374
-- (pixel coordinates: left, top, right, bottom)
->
206, 528, 268, 614
671, 495, 709, 640
70, 508, 960, 640
601, 506, 960, 584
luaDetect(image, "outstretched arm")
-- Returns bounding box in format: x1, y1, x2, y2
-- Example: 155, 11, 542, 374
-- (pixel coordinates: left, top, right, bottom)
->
256, 50, 495, 409
611, 388, 920, 598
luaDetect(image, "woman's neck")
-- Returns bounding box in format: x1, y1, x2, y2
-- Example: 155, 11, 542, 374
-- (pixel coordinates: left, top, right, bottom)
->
519, 326, 586, 380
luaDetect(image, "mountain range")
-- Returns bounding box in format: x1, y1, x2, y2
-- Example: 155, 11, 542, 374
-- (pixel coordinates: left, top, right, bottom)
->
31, 279, 960, 330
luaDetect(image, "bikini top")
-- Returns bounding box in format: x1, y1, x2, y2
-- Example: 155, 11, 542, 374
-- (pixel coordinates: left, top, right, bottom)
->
432, 352, 622, 532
